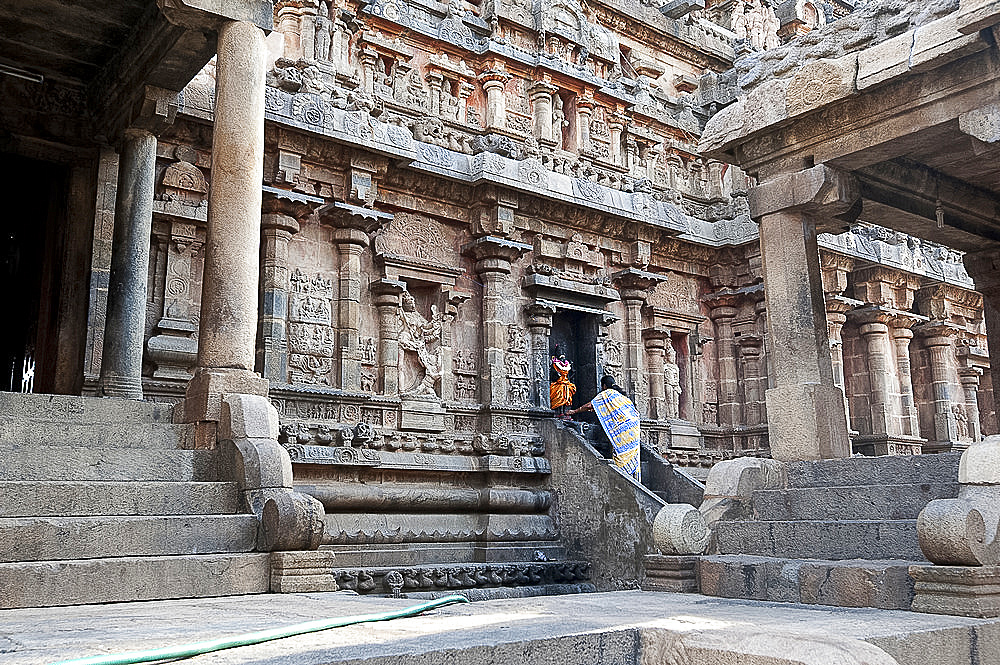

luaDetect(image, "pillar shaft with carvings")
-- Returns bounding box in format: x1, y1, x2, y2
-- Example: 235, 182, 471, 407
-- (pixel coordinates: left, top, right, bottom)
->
707, 295, 740, 427
737, 335, 764, 426
613, 269, 663, 418
917, 322, 961, 451
320, 202, 392, 391
960, 367, 983, 443
825, 296, 854, 432
373, 279, 406, 395
527, 304, 555, 409
479, 70, 511, 130
891, 318, 921, 438
258, 190, 321, 384
643, 329, 668, 421
852, 308, 898, 440
528, 81, 558, 145
463, 237, 531, 407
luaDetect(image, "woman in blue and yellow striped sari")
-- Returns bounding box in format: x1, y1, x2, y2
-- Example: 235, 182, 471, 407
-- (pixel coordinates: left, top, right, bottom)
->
567, 375, 641, 483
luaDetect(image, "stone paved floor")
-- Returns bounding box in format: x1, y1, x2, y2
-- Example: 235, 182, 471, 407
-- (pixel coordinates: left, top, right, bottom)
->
3, 591, 998, 665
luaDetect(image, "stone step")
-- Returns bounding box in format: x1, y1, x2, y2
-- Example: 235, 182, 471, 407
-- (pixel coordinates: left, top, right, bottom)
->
698, 555, 919, 610
0, 514, 259, 562
0, 552, 270, 609
0, 445, 219, 481
753, 482, 959, 521
0, 420, 192, 449
714, 519, 923, 560
0, 392, 175, 424
0, 481, 240, 517
785, 453, 961, 489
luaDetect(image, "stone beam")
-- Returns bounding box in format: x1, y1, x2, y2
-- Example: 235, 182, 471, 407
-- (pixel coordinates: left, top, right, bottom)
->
856, 159, 1000, 250
750, 165, 857, 461
92, 0, 274, 142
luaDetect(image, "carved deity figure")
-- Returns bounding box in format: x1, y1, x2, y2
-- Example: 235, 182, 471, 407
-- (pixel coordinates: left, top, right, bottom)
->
314, 3, 333, 62
549, 346, 576, 416
664, 345, 682, 420
552, 94, 569, 151
398, 291, 443, 397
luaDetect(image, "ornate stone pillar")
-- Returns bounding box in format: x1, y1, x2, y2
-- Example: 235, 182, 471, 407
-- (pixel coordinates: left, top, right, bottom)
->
146, 221, 202, 381
372, 278, 406, 396
964, 248, 1000, 436
608, 114, 625, 166
916, 322, 961, 452
528, 81, 558, 145
612, 269, 663, 418
643, 329, 669, 420
959, 367, 984, 443
462, 237, 531, 407
577, 95, 594, 154
706, 294, 740, 427
527, 304, 555, 409
891, 316, 921, 439
479, 69, 511, 130
825, 295, 855, 430
359, 47, 378, 94
736, 334, 764, 426
258, 189, 321, 384
320, 202, 392, 391
747, 165, 857, 460
99, 128, 159, 399
851, 307, 898, 443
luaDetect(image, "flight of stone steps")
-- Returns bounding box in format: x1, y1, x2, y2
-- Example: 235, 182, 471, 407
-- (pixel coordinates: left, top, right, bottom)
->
0, 392, 269, 609
700, 453, 962, 609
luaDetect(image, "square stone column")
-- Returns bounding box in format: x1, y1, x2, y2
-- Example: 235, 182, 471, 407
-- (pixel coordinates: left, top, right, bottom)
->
964, 248, 1000, 437
748, 165, 859, 461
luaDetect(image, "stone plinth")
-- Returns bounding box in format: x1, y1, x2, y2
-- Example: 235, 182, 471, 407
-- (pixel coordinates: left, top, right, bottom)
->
270, 550, 338, 593
642, 555, 698, 593
910, 564, 1000, 618
400, 397, 446, 432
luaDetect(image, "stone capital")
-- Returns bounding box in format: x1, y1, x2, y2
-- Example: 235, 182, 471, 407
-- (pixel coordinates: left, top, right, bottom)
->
262, 187, 323, 231
318, 201, 392, 236
749, 164, 861, 225
157, 0, 274, 32
526, 302, 556, 329
916, 321, 963, 345
527, 81, 559, 98
612, 268, 667, 300
478, 69, 512, 88
642, 327, 671, 349
461, 236, 532, 275
705, 291, 741, 316
848, 305, 895, 329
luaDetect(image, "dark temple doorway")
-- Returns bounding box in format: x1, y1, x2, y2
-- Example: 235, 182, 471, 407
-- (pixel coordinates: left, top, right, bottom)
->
0, 154, 81, 394
549, 309, 599, 409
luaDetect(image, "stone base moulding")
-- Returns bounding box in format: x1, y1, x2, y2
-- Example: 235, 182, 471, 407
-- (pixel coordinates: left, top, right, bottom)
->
910, 564, 1000, 618
642, 555, 699, 593
270, 550, 338, 593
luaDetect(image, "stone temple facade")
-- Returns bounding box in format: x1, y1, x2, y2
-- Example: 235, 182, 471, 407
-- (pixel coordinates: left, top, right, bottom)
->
80, 0, 993, 464
1, 0, 999, 611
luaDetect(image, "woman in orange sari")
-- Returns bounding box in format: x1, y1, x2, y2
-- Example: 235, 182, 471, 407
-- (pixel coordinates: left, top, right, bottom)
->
549, 347, 576, 417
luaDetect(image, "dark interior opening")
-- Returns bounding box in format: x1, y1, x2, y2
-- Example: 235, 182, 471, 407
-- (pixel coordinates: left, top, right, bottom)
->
549, 309, 599, 409
0, 155, 68, 393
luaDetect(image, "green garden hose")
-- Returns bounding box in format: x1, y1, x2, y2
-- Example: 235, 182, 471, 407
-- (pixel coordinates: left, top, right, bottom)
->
50, 594, 470, 665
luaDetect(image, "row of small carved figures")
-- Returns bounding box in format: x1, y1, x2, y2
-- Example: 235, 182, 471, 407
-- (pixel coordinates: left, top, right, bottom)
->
664, 448, 768, 467
279, 421, 546, 457
333, 561, 592, 594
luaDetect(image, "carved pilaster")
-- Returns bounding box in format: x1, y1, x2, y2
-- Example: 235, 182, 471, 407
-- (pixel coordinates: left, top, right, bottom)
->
916, 321, 963, 452
706, 292, 741, 428
257, 188, 322, 384
528, 81, 558, 146
613, 269, 667, 418
736, 334, 765, 426
320, 202, 393, 391
372, 279, 406, 396
527, 303, 556, 409
462, 237, 531, 408
643, 328, 669, 421
478, 69, 512, 130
